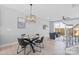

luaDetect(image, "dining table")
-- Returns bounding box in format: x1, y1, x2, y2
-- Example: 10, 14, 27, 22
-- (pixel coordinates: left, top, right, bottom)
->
23, 35, 39, 53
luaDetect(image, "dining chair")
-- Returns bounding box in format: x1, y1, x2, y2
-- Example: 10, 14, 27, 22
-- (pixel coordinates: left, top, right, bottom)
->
35, 36, 44, 48
36, 34, 39, 36
17, 38, 31, 55
32, 37, 39, 41
21, 34, 26, 38
31, 37, 42, 53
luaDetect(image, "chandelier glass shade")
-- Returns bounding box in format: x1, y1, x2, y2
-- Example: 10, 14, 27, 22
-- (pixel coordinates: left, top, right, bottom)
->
26, 15, 36, 22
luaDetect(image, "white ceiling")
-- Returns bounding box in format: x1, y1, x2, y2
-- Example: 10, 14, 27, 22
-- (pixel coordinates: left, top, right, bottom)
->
1, 4, 72, 13
1, 4, 79, 20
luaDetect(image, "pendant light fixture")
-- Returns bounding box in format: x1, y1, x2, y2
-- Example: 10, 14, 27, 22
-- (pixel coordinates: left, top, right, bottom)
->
26, 4, 37, 23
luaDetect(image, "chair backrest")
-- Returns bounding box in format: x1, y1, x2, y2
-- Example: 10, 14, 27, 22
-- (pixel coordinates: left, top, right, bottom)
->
32, 37, 39, 41
21, 34, 26, 38
17, 38, 29, 47
40, 36, 44, 43
36, 34, 39, 36
21, 34, 26, 36
17, 38, 25, 46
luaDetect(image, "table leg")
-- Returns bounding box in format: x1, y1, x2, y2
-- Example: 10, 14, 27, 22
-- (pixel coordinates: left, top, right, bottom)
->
30, 44, 35, 53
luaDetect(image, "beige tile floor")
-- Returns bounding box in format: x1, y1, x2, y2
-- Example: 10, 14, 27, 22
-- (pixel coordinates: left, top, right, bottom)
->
0, 39, 66, 55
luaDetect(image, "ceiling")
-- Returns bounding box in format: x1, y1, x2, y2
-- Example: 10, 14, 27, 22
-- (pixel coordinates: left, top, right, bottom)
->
1, 4, 72, 13
1, 4, 79, 20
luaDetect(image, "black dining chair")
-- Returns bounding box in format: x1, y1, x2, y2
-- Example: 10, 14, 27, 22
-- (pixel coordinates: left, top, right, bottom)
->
32, 37, 39, 41
35, 36, 44, 48
31, 37, 42, 53
17, 38, 30, 55
36, 34, 39, 36
21, 34, 26, 38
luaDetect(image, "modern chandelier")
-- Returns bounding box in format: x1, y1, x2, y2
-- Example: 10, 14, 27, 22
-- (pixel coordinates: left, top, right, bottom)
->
26, 4, 37, 23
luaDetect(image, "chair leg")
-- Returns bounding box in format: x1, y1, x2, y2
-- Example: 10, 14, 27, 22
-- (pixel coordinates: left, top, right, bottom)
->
35, 48, 41, 52
17, 45, 19, 54
17, 48, 25, 54
17, 45, 32, 55
42, 43, 44, 48
17, 45, 25, 54
39, 43, 44, 48
30, 44, 35, 53
34, 43, 41, 52
24, 48, 26, 55
26, 46, 32, 55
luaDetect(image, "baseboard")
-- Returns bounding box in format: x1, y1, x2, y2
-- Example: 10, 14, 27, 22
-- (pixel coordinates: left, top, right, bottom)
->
0, 42, 18, 48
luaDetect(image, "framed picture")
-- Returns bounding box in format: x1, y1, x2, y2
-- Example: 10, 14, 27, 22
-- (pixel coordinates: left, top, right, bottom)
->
17, 17, 26, 29
43, 25, 48, 30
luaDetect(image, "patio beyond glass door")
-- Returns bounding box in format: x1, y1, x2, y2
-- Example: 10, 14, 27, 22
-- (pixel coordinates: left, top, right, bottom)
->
54, 22, 65, 41
66, 24, 79, 48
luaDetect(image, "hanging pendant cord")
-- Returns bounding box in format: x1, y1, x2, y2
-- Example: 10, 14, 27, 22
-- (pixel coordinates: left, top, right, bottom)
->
30, 4, 32, 16
25, 4, 27, 18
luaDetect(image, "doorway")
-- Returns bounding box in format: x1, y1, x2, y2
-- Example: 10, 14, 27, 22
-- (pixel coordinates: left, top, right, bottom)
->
49, 21, 66, 41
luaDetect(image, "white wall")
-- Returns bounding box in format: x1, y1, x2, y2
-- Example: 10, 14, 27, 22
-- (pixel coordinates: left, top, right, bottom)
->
1, 4, 79, 46
0, 5, 29, 46
35, 18, 49, 37
0, 5, 26, 45
0, 5, 49, 46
